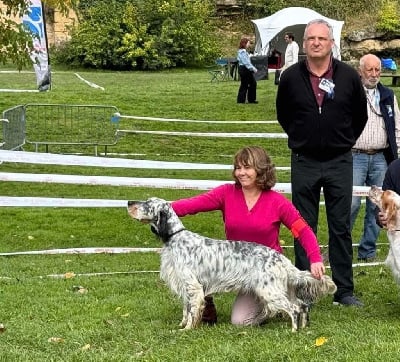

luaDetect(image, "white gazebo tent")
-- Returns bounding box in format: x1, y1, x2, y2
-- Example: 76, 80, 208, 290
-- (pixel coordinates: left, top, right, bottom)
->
251, 7, 344, 59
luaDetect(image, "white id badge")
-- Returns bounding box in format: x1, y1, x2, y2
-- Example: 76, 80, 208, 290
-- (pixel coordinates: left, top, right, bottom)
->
319, 78, 335, 93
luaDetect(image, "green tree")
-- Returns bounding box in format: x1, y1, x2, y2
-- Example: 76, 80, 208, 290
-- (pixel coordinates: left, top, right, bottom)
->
53, 0, 219, 70
0, 0, 74, 69
118, 0, 219, 69
56, 0, 129, 69
376, 0, 400, 33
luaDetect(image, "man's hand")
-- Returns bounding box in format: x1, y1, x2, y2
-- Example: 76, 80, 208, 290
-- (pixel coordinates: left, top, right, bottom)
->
378, 211, 388, 228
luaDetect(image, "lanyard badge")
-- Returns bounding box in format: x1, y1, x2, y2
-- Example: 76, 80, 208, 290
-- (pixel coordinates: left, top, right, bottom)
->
319, 78, 335, 99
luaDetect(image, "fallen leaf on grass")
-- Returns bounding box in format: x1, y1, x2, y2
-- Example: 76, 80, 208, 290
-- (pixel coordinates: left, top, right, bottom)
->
0, 323, 6, 333
121, 313, 130, 318
28, 235, 34, 240
72, 285, 88, 294
315, 337, 328, 347
81, 344, 91, 351
48, 337, 65, 343
64, 272, 76, 279
104, 319, 114, 326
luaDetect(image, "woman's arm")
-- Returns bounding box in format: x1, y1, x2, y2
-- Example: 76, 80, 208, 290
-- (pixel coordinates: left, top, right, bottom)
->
171, 184, 227, 217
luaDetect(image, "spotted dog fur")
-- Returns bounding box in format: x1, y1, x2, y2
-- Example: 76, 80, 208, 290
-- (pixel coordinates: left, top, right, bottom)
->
127, 197, 336, 331
369, 185, 400, 285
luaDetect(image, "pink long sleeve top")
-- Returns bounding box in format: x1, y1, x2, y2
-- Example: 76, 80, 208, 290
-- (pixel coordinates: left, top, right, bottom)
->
171, 183, 322, 264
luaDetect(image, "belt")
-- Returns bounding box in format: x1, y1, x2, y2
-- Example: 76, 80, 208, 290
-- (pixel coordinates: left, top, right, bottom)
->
352, 148, 385, 155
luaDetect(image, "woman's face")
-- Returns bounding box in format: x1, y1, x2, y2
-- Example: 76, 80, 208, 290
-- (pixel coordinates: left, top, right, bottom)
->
234, 163, 258, 189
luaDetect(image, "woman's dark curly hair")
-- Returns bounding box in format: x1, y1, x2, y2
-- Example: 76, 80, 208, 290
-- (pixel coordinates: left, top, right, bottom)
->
232, 146, 276, 190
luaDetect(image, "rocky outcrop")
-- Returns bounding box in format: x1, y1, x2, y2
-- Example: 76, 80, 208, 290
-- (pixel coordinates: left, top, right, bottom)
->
341, 29, 400, 60
342, 38, 400, 60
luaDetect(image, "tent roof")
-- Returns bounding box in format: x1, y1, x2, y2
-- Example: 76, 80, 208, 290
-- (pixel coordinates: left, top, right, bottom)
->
251, 7, 344, 55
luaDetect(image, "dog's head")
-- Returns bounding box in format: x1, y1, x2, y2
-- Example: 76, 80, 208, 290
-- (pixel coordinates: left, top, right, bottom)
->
368, 185, 384, 209
127, 197, 181, 242
295, 275, 337, 304
368, 186, 400, 231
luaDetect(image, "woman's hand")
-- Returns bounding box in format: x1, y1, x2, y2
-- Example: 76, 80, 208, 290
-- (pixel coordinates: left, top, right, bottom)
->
310, 262, 325, 280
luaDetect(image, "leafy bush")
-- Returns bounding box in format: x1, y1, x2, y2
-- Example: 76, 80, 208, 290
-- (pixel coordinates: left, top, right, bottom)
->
52, 0, 220, 70
51, 0, 130, 70
243, 0, 380, 20
376, 0, 400, 33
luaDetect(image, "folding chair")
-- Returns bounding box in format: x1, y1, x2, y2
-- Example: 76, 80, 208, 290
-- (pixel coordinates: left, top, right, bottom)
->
208, 58, 229, 82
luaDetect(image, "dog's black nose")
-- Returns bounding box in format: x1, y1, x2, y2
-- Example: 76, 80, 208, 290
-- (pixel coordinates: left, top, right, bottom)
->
127, 201, 135, 206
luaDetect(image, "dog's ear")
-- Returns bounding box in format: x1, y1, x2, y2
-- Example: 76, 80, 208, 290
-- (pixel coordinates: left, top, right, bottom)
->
383, 195, 398, 230
156, 210, 170, 242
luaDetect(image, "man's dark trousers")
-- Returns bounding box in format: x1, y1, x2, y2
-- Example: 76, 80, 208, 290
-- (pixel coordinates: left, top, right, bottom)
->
291, 151, 354, 299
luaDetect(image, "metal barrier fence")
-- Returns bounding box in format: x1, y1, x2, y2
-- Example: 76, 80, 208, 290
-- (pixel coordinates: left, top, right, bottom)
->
1, 105, 26, 151
1, 104, 121, 155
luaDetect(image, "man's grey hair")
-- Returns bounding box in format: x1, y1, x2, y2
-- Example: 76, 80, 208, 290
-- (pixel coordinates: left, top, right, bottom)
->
304, 19, 334, 40
359, 54, 381, 70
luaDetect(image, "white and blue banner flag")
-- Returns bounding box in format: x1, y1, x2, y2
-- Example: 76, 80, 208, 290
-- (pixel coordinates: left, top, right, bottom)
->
22, 0, 51, 91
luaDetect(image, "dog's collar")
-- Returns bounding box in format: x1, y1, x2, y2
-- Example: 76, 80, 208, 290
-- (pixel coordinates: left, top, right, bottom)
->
166, 228, 185, 240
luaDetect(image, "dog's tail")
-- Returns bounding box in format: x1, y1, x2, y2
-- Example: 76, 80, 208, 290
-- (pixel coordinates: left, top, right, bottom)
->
288, 271, 337, 304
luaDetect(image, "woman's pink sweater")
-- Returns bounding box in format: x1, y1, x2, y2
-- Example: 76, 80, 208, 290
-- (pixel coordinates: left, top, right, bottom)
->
171, 183, 322, 264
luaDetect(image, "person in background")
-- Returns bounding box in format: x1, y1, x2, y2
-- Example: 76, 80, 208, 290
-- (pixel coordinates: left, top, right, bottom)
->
237, 37, 258, 104
351, 53, 400, 262
282, 32, 299, 72
276, 19, 368, 307
171, 146, 325, 326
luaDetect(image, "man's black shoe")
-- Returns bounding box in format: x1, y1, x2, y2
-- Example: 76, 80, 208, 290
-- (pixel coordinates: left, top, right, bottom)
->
333, 295, 364, 307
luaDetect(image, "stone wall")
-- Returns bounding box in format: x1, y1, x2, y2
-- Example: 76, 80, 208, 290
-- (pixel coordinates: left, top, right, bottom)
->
342, 28, 400, 60
0, 3, 77, 46
44, 7, 77, 46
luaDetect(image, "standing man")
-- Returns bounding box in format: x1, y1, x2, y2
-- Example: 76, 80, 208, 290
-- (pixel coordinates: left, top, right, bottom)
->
282, 32, 299, 71
276, 19, 368, 306
351, 54, 400, 262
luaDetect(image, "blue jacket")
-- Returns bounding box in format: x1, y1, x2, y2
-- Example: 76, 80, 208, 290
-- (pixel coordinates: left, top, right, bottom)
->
377, 82, 398, 164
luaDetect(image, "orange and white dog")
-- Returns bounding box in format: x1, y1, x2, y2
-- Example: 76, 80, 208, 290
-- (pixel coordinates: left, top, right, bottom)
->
369, 185, 400, 285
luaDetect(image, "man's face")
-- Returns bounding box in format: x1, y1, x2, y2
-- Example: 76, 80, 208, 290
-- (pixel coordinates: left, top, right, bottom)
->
284, 35, 290, 43
303, 23, 334, 60
359, 59, 381, 88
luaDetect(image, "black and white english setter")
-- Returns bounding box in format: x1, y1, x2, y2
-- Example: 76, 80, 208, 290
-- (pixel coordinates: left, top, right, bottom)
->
127, 197, 336, 331
369, 185, 400, 285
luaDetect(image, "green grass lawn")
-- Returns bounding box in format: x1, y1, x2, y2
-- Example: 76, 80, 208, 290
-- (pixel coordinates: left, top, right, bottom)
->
1, 67, 400, 361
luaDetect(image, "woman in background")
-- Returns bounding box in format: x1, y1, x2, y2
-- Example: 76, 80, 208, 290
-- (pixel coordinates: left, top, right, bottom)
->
237, 38, 258, 104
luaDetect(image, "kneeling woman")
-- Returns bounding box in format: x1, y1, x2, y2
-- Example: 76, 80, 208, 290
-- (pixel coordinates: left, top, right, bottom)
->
171, 146, 324, 326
